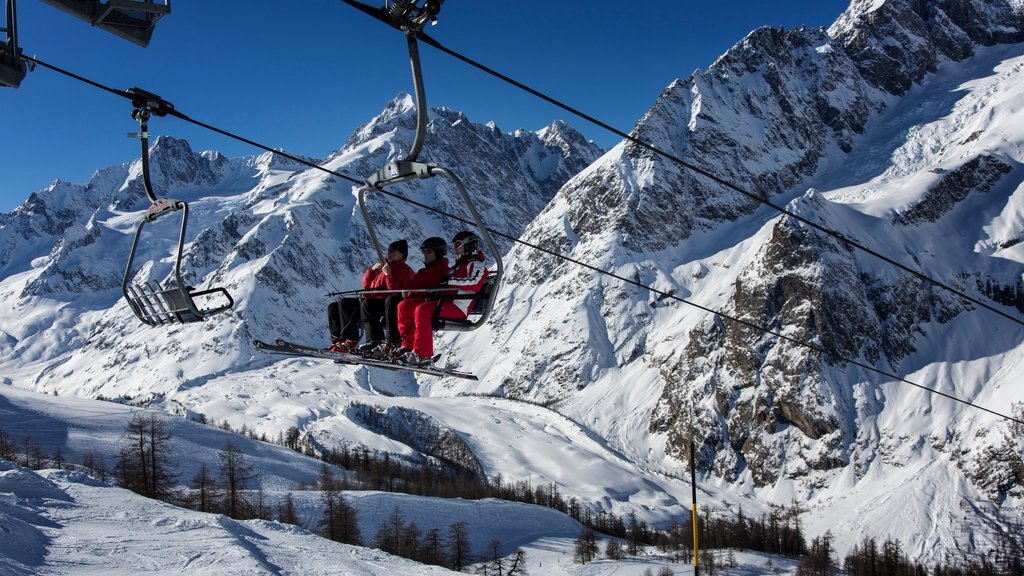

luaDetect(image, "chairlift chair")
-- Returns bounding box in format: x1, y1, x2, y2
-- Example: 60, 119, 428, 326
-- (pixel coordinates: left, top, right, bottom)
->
120, 87, 233, 326
359, 161, 503, 334
38, 0, 170, 47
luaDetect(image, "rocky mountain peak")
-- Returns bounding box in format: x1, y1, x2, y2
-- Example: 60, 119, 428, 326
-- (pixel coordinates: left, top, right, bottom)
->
345, 92, 418, 150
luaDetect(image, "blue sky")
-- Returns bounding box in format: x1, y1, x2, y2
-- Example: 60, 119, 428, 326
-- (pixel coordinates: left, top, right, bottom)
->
1, 0, 849, 211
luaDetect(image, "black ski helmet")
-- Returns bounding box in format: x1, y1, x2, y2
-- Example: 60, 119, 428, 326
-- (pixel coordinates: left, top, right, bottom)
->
420, 236, 447, 257
452, 230, 481, 253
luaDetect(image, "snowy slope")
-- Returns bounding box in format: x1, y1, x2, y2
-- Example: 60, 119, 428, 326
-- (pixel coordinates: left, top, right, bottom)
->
1, 385, 799, 575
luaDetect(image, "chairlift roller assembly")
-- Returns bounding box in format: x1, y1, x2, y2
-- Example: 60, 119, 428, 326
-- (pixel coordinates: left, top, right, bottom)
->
121, 87, 234, 326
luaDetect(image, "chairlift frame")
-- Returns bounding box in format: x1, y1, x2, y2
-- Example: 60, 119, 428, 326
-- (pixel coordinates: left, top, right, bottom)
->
1, 0, 27, 87
356, 0, 503, 332
120, 87, 233, 326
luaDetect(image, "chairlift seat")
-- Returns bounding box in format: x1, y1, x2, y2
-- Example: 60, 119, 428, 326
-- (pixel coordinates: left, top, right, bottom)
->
126, 281, 233, 326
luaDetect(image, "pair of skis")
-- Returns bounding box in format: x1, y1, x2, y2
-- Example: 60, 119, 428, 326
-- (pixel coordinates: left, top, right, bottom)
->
253, 339, 478, 381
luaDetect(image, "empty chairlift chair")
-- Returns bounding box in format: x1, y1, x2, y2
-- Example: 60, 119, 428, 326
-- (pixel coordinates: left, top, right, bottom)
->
120, 88, 233, 326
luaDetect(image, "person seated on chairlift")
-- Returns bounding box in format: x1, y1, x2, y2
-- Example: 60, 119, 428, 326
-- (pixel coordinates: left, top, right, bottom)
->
396, 231, 489, 367
328, 239, 414, 354
369, 236, 451, 359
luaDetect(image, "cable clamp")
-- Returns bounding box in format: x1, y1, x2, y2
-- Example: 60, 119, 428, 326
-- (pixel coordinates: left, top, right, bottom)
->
127, 86, 175, 117
366, 160, 436, 189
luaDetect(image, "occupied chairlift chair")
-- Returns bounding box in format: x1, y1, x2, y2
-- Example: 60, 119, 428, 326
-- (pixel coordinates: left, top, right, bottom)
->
1, 0, 27, 87
355, 0, 503, 333
38, 0, 169, 47
121, 88, 233, 326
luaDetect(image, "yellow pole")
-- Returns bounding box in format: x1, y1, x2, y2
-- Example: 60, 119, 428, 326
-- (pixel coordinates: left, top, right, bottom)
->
691, 440, 699, 575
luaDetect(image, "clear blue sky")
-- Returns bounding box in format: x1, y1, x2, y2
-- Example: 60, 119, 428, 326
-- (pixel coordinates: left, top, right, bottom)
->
0, 0, 850, 211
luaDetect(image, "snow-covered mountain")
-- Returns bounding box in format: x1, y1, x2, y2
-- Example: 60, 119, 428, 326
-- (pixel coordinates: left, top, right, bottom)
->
3, 0, 1024, 566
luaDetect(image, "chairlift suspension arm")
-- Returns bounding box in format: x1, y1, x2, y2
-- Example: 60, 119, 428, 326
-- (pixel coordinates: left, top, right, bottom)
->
343, 0, 442, 163
405, 32, 427, 162
4, 0, 19, 59
354, 0, 442, 261
128, 87, 174, 205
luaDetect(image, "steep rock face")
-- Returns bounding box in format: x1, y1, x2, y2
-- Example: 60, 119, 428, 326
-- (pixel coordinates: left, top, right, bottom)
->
894, 154, 1014, 225
650, 199, 967, 485
558, 23, 885, 258
830, 0, 1024, 95
488, 21, 893, 401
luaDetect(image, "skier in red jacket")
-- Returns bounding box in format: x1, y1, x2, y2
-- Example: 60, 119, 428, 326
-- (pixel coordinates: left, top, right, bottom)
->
328, 239, 414, 353
397, 231, 489, 366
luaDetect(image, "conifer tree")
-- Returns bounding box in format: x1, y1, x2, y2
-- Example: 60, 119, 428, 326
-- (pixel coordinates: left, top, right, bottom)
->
480, 539, 504, 575
447, 520, 472, 572
217, 439, 256, 518
574, 526, 599, 564
114, 414, 177, 500
189, 462, 218, 513
317, 464, 363, 545
0, 427, 16, 462
420, 527, 448, 567
374, 506, 406, 555
606, 539, 625, 560
506, 549, 528, 576
277, 492, 300, 527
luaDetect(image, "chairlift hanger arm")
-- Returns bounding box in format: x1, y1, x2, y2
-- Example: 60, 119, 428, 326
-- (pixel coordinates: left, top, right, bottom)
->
119, 85, 234, 326
126, 87, 175, 205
